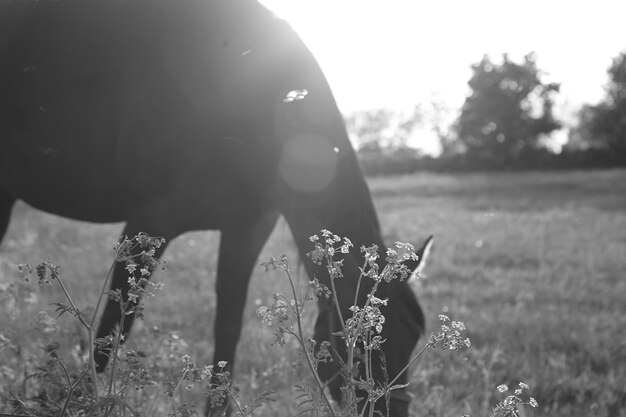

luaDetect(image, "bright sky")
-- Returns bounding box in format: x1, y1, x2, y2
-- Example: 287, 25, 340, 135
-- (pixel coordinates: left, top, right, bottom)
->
261, 0, 626, 153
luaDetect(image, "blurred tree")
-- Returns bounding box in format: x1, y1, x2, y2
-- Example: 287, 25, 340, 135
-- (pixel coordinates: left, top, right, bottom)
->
451, 53, 561, 163
566, 105, 596, 151
345, 108, 394, 152
345, 106, 423, 152
570, 52, 626, 158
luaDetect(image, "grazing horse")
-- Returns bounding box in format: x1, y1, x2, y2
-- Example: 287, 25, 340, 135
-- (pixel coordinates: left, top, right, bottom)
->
0, 1, 426, 415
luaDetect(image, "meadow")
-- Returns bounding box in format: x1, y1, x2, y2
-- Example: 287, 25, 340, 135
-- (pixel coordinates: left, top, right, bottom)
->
1, 168, 625, 416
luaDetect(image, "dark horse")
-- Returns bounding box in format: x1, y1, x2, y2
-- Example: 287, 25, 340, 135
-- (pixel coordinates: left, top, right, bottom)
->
0, 1, 425, 415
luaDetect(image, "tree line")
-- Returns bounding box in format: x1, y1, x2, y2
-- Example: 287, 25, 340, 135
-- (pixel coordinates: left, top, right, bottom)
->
348, 51, 626, 175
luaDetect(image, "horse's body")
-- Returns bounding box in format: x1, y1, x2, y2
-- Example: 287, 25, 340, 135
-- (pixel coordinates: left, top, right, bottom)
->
0, 1, 424, 415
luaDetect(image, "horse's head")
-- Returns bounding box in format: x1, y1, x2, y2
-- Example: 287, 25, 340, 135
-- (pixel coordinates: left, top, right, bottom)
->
269, 61, 431, 415
251, 7, 434, 414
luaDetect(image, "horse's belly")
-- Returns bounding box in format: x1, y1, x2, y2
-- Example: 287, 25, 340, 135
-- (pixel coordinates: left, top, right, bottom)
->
0, 149, 125, 222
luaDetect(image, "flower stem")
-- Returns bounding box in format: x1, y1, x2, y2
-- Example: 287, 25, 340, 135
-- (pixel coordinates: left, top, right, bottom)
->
49, 262, 102, 415
351, 259, 368, 317
59, 372, 86, 417
107, 302, 127, 396
226, 386, 247, 417
387, 342, 431, 388
284, 268, 337, 417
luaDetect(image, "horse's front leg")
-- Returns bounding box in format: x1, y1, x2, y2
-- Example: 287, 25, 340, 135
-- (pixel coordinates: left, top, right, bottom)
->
208, 210, 279, 417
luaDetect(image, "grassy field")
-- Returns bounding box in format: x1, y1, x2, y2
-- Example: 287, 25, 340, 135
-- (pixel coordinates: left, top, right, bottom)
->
1, 168, 625, 416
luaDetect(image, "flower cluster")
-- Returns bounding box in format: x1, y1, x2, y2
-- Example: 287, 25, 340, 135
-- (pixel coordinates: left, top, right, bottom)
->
358, 241, 419, 283
428, 314, 471, 351
118, 349, 155, 391
257, 293, 301, 346
307, 230, 353, 276
205, 361, 233, 410
491, 382, 539, 416
116, 233, 166, 276
348, 296, 388, 335
106, 234, 166, 320
17, 262, 60, 286
308, 277, 332, 300
260, 230, 436, 416
379, 242, 418, 282
176, 355, 227, 391
261, 254, 289, 272
346, 303, 386, 351
314, 340, 333, 364
161, 354, 234, 414
306, 230, 419, 287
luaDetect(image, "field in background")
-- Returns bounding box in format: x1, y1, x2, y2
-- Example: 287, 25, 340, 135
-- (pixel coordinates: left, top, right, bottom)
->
1, 169, 625, 416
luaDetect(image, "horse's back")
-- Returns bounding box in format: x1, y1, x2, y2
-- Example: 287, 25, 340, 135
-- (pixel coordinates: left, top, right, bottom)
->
0, 0, 286, 222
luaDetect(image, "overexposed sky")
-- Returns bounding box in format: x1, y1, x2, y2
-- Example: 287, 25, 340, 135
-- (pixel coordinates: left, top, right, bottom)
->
261, 1, 626, 137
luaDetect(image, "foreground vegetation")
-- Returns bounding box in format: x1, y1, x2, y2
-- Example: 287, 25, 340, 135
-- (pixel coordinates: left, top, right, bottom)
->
1, 168, 624, 416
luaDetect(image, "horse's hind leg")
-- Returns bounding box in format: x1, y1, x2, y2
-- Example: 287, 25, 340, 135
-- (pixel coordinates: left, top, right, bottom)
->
0, 188, 16, 244
208, 210, 278, 416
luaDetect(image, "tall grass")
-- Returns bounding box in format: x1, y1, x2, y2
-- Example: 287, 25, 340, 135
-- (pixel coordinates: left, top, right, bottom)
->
371, 169, 626, 416
1, 168, 624, 416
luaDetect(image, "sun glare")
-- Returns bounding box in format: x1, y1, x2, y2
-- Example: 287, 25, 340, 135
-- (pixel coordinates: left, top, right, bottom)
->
262, 0, 626, 110
261, 0, 626, 153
